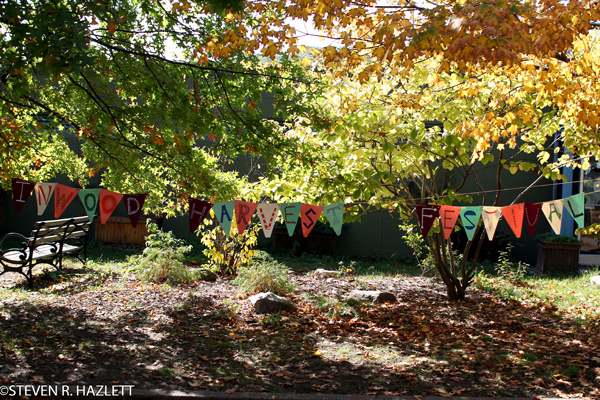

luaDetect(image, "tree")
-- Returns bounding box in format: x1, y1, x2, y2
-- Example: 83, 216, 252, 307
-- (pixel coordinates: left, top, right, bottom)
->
0, 0, 316, 214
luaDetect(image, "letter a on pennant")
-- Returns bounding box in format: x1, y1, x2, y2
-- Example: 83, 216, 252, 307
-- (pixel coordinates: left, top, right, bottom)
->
189, 199, 212, 233
54, 184, 79, 218
11, 178, 36, 213
99, 189, 123, 224
78, 189, 101, 222
542, 199, 564, 235
34, 183, 56, 216
323, 202, 344, 236
213, 201, 235, 236
439, 205, 460, 239
235, 200, 257, 233
564, 193, 585, 228
481, 206, 502, 241
460, 206, 482, 241
502, 203, 524, 238
281, 202, 302, 236
414, 204, 441, 238
122, 194, 147, 228
257, 203, 280, 238
301, 204, 324, 237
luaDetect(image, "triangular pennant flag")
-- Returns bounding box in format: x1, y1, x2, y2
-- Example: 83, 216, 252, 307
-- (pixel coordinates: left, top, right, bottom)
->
123, 194, 147, 228
78, 189, 101, 222
213, 201, 235, 236
235, 200, 257, 233
99, 189, 123, 224
564, 193, 585, 228
460, 206, 482, 241
439, 205, 461, 239
323, 202, 344, 236
189, 199, 212, 233
281, 202, 302, 236
481, 206, 502, 241
300, 203, 324, 237
257, 203, 280, 238
502, 203, 524, 238
524, 202, 543, 236
34, 183, 56, 216
12, 178, 36, 213
542, 199, 564, 235
414, 204, 441, 238
54, 184, 79, 218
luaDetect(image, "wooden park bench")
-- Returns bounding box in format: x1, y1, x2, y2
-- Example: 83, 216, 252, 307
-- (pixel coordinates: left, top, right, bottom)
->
0, 216, 93, 288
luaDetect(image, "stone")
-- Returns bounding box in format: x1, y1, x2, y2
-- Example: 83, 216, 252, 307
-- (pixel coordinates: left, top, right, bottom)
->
195, 269, 217, 282
249, 292, 297, 314
347, 290, 397, 304
313, 268, 340, 278
591, 275, 600, 285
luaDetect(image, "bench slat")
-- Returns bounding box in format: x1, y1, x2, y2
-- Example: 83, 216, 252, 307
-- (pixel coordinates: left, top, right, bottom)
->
33, 216, 91, 229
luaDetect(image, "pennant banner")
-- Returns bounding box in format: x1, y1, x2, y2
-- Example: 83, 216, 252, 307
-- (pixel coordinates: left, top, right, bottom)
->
481, 206, 502, 241
12, 178, 36, 213
281, 202, 302, 236
189, 199, 212, 233
542, 199, 564, 235
564, 193, 585, 228
257, 203, 280, 238
78, 189, 101, 222
414, 204, 441, 238
213, 201, 235, 236
300, 203, 324, 238
99, 190, 123, 224
460, 206, 482, 241
54, 184, 79, 218
502, 203, 524, 238
123, 194, 147, 228
524, 202, 543, 236
34, 183, 56, 216
439, 205, 461, 239
323, 202, 344, 236
235, 200, 257, 233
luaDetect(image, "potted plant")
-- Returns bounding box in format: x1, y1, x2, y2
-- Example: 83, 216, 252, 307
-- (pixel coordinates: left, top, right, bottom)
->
535, 234, 582, 274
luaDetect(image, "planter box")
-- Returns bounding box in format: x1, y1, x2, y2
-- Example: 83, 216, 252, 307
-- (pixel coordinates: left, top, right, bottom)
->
95, 216, 155, 246
536, 241, 582, 274
272, 228, 338, 255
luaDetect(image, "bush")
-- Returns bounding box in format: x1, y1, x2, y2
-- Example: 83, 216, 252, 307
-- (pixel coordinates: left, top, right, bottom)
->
232, 262, 296, 296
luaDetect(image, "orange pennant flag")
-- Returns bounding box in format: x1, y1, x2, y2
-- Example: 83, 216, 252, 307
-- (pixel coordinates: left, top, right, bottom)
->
99, 189, 123, 224
300, 203, 324, 237
234, 200, 257, 233
54, 184, 79, 218
502, 203, 524, 238
439, 205, 461, 239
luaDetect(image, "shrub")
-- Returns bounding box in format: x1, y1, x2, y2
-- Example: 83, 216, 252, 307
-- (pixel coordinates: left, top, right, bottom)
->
232, 262, 296, 296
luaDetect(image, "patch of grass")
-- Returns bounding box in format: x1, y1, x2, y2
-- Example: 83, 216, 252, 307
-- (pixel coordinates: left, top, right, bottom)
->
157, 366, 177, 377
233, 261, 296, 296
564, 365, 579, 378
302, 292, 370, 319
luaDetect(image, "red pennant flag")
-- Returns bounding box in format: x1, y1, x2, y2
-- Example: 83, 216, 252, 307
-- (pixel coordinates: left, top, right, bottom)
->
12, 178, 36, 213
99, 189, 123, 224
54, 184, 79, 218
189, 199, 212, 233
122, 194, 147, 228
524, 202, 543, 237
502, 203, 525, 238
234, 200, 257, 233
439, 205, 460, 239
300, 203, 324, 237
414, 204, 441, 238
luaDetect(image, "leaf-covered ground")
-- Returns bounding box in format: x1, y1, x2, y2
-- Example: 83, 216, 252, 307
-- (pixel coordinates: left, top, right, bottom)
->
1, 260, 599, 398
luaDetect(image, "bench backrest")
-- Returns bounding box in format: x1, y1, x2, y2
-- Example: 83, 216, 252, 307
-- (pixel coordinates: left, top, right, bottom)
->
30, 216, 93, 246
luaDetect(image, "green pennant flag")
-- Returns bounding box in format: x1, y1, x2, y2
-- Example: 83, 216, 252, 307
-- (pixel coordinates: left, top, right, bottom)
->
460, 206, 482, 241
281, 202, 302, 236
213, 201, 235, 236
78, 189, 101, 222
564, 193, 585, 228
323, 202, 344, 236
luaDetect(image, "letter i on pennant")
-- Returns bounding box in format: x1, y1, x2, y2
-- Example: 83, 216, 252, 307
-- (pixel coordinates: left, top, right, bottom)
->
11, 178, 36, 213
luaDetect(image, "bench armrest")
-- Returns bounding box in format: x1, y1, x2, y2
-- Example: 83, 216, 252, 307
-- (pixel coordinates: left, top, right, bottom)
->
0, 233, 30, 261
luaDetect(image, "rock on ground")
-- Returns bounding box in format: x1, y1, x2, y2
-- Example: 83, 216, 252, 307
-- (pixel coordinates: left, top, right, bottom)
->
591, 275, 600, 285
249, 292, 297, 314
347, 290, 397, 304
313, 268, 340, 278
195, 269, 218, 282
